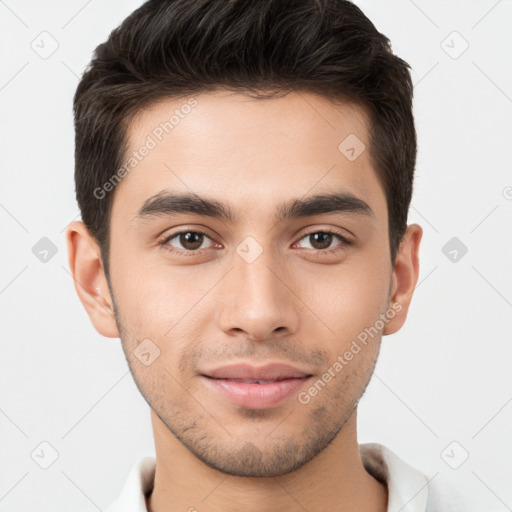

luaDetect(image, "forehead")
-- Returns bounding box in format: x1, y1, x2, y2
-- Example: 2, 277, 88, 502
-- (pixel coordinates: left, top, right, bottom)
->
112, 90, 386, 226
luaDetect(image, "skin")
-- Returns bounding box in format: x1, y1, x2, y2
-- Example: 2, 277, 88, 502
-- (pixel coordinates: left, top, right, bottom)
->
67, 90, 422, 512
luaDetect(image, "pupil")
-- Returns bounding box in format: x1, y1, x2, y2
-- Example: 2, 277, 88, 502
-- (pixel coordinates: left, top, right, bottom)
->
181, 232, 203, 250
177, 232, 333, 251
312, 232, 331, 249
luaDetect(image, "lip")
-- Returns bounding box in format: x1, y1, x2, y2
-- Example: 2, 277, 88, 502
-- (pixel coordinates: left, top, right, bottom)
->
202, 363, 311, 381
200, 363, 313, 409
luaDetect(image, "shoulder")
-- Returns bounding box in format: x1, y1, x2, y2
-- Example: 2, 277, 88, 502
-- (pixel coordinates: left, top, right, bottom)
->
359, 442, 469, 512
104, 456, 156, 512
426, 473, 469, 512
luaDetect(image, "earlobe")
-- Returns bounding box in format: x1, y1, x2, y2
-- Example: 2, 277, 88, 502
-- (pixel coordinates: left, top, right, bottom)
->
382, 223, 423, 336
66, 221, 120, 338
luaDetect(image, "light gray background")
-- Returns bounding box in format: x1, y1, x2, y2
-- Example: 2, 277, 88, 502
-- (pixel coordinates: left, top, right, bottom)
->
1, 0, 511, 510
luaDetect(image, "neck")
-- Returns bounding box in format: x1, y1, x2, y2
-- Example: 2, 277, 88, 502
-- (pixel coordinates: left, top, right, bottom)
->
146, 409, 388, 512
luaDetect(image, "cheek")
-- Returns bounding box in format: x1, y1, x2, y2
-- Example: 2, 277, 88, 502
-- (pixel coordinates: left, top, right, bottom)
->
110, 255, 218, 367
111, 250, 213, 326
298, 257, 391, 344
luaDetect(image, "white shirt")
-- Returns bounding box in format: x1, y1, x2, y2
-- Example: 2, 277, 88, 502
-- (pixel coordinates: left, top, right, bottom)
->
105, 443, 467, 512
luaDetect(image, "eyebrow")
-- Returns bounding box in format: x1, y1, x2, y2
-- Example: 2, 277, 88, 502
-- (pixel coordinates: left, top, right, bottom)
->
134, 190, 375, 224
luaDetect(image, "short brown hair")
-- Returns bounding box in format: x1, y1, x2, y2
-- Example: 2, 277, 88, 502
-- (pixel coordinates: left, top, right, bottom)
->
73, 0, 416, 282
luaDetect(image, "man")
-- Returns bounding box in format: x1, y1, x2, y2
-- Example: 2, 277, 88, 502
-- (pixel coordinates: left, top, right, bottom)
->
66, 0, 466, 510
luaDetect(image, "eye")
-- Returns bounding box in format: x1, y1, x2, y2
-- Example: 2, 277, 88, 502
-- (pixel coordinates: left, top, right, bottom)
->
159, 228, 352, 256
160, 230, 216, 254
295, 229, 352, 254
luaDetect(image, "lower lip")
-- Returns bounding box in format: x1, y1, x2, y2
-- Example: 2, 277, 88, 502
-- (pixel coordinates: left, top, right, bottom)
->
201, 376, 311, 409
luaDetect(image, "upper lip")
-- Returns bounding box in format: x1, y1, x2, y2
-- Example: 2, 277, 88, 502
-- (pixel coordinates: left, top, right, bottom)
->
201, 363, 312, 381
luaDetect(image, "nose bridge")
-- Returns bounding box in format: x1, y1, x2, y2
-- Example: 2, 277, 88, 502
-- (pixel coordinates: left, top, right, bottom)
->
238, 248, 281, 304
217, 236, 299, 339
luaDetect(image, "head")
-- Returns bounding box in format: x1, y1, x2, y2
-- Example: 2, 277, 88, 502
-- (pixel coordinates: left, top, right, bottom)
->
67, 0, 422, 477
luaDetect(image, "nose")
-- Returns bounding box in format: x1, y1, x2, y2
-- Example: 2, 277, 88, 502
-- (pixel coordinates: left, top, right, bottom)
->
216, 243, 300, 342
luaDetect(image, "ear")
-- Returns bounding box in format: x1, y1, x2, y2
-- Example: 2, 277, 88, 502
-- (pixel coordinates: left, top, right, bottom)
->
382, 223, 423, 336
66, 221, 120, 338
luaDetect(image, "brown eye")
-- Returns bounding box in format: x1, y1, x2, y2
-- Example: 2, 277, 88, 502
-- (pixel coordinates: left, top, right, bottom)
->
308, 232, 334, 250
178, 232, 204, 250
162, 230, 213, 253
295, 229, 353, 256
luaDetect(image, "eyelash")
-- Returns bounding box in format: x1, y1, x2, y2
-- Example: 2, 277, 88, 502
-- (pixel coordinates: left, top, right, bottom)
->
158, 228, 353, 257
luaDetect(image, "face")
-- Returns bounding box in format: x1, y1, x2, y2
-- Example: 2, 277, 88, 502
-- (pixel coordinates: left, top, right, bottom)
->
102, 90, 399, 476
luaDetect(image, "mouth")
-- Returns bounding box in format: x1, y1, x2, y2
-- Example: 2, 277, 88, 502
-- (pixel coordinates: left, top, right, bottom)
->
200, 363, 313, 409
